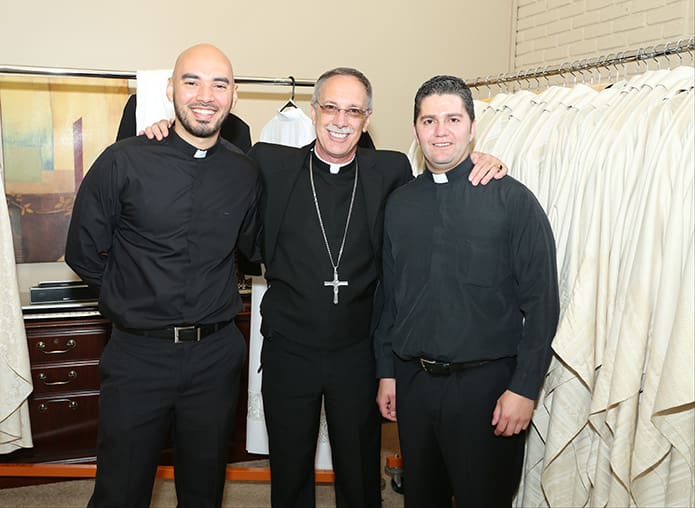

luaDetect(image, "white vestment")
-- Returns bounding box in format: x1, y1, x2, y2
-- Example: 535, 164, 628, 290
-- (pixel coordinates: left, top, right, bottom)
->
246, 107, 335, 469
0, 177, 33, 454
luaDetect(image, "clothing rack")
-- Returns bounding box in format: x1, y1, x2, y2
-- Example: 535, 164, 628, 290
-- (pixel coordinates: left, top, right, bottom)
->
467, 36, 695, 89
0, 64, 315, 88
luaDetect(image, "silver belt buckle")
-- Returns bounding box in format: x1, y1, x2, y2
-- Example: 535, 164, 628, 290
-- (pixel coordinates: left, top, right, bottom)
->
419, 358, 436, 372
419, 358, 449, 374
174, 325, 200, 343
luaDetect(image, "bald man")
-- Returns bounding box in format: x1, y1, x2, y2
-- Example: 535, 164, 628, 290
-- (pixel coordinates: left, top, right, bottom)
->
66, 44, 261, 507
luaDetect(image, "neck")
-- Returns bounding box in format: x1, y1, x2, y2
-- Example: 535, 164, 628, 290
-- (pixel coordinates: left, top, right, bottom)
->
314, 142, 357, 165
173, 123, 219, 150
314, 149, 355, 169
427, 152, 471, 174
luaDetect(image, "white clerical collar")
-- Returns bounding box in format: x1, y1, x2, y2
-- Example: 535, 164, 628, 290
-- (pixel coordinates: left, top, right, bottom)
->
432, 172, 449, 184
314, 149, 355, 175
169, 129, 218, 159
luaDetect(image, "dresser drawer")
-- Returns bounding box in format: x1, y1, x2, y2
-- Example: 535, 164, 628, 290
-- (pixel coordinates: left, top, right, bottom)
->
26, 327, 109, 363
27, 392, 100, 454
30, 362, 100, 395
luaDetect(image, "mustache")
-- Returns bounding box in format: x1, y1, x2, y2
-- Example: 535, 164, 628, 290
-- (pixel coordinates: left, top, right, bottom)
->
326, 125, 354, 135
189, 102, 219, 111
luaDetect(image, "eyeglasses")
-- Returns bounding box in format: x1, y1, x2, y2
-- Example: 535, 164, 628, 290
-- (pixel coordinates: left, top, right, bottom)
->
315, 102, 370, 119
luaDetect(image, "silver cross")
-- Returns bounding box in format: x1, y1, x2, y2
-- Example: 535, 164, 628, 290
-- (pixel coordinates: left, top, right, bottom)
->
324, 268, 348, 305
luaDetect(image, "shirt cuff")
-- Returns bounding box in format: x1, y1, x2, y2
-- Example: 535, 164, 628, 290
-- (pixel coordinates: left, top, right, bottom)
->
376, 356, 395, 379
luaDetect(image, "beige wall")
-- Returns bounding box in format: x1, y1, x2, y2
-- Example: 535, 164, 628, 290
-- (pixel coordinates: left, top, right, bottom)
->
513, 0, 694, 70
1, 0, 514, 288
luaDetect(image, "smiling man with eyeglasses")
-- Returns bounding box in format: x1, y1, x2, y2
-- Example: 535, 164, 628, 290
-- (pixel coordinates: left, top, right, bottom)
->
143, 66, 508, 508
309, 70, 373, 165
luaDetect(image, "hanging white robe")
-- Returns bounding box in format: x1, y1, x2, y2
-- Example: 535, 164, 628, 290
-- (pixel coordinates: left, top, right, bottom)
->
135, 69, 175, 133
246, 107, 335, 470
259, 107, 315, 146
478, 66, 695, 508
0, 177, 33, 454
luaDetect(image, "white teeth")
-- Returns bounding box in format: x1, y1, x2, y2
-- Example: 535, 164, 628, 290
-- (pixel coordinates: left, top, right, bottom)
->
192, 108, 214, 116
329, 131, 349, 139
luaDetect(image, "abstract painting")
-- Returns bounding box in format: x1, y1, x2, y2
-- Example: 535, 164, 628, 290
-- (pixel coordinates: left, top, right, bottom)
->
1, 76, 129, 262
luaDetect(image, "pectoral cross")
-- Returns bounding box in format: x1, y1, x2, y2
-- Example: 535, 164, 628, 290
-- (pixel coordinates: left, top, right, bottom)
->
324, 268, 348, 305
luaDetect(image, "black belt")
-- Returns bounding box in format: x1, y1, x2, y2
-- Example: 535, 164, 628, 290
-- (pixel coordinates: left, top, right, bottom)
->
419, 358, 490, 375
116, 321, 232, 343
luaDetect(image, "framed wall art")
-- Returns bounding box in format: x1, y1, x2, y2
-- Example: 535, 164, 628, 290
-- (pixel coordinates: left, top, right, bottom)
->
1, 76, 129, 263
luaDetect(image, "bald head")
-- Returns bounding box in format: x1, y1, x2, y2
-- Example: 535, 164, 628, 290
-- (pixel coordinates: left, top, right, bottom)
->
167, 44, 238, 149
173, 44, 234, 81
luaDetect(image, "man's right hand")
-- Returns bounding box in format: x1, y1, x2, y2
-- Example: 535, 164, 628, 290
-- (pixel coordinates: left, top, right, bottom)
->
140, 119, 174, 140
377, 378, 397, 422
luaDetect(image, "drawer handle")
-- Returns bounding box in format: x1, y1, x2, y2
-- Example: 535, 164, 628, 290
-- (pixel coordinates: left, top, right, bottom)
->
38, 370, 78, 386
36, 339, 76, 354
38, 399, 79, 412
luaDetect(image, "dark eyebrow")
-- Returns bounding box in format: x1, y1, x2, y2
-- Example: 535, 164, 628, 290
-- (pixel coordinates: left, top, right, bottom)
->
420, 113, 464, 120
180, 73, 230, 84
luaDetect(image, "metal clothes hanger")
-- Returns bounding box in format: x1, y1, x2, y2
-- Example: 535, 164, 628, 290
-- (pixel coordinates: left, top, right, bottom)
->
279, 76, 297, 111
484, 74, 493, 99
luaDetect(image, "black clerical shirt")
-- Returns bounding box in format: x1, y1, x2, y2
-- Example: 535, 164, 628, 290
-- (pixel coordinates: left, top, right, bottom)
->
65, 131, 261, 330
374, 156, 559, 400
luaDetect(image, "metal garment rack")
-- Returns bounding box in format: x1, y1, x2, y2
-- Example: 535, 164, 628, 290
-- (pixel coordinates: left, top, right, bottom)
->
0, 64, 315, 89
467, 36, 695, 89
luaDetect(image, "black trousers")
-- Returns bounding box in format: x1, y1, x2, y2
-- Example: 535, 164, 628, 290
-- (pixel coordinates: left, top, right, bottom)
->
395, 356, 526, 508
87, 323, 246, 508
261, 333, 382, 508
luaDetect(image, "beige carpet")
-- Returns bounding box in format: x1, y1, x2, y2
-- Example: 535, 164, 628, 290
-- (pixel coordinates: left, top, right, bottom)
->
0, 476, 404, 507
0, 424, 404, 508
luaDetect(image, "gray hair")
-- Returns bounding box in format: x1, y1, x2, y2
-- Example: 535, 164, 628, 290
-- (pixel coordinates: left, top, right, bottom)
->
312, 67, 373, 111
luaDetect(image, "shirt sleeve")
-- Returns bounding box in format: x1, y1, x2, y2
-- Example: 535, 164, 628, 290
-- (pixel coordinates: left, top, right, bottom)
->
236, 169, 263, 264
374, 201, 398, 379
508, 188, 560, 400
373, 157, 412, 379
65, 148, 121, 288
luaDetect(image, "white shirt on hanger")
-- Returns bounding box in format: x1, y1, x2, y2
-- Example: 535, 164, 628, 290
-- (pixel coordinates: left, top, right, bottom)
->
259, 106, 315, 147
135, 69, 174, 133
247, 104, 335, 471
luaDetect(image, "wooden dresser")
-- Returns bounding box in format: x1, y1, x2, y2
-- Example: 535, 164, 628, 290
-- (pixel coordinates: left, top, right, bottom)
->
0, 299, 260, 488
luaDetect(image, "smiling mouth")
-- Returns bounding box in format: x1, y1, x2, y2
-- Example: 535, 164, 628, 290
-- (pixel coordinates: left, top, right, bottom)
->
191, 107, 217, 120
328, 130, 351, 139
